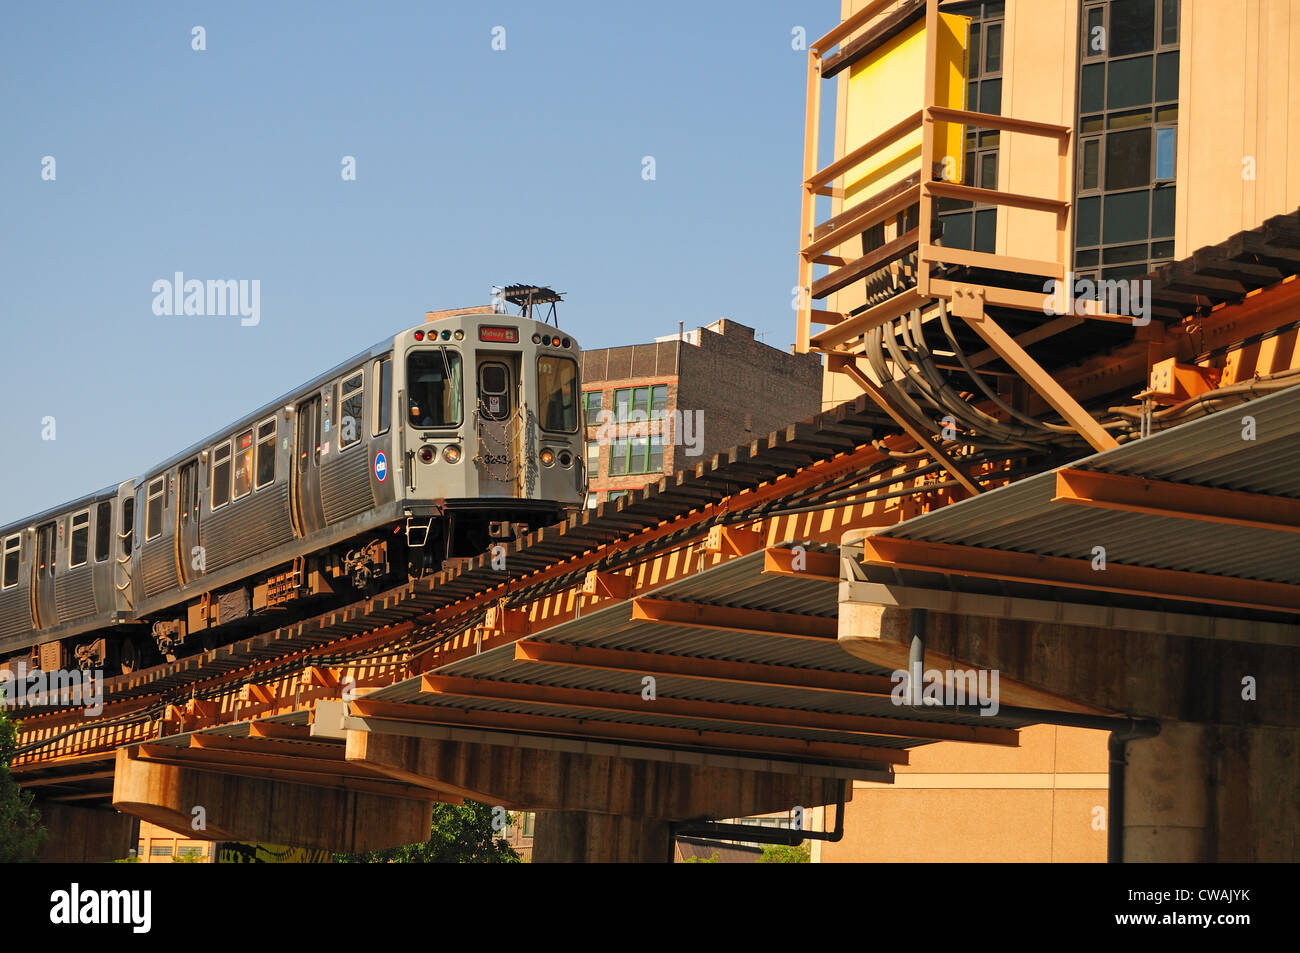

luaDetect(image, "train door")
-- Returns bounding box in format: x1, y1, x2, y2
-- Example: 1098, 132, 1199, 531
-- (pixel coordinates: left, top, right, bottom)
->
475, 357, 516, 496
176, 460, 201, 585
291, 395, 326, 536
31, 521, 56, 629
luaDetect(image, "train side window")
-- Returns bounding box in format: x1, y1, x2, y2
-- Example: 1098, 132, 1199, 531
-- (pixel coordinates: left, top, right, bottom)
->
94, 501, 112, 562
121, 498, 135, 556
1, 535, 19, 589
145, 479, 165, 540
255, 418, 277, 489
69, 510, 90, 568
372, 358, 391, 436
210, 442, 232, 510
233, 429, 254, 500
339, 371, 364, 449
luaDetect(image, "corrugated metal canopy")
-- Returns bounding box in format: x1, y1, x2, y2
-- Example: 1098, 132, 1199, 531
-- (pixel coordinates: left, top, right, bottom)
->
871, 385, 1300, 600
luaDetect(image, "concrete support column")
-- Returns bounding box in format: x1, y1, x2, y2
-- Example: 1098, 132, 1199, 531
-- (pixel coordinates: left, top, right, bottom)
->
34, 801, 138, 863
532, 811, 674, 863
1123, 720, 1300, 862
111, 748, 435, 853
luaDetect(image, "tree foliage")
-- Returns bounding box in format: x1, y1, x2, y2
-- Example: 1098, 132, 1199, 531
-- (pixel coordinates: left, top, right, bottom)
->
0, 705, 45, 862
758, 841, 811, 863
334, 800, 521, 863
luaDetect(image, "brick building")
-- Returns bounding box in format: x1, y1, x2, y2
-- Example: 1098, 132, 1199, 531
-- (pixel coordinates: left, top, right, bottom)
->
580, 319, 823, 505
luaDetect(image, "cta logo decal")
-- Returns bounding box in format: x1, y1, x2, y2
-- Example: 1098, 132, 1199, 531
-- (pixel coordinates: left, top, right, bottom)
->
374, 451, 388, 482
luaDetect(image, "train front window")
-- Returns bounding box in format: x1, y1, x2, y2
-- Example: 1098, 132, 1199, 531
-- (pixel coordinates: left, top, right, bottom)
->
407, 349, 463, 428
537, 356, 579, 433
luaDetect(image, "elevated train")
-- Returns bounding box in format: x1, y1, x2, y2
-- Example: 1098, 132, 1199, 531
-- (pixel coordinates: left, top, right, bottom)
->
0, 292, 585, 675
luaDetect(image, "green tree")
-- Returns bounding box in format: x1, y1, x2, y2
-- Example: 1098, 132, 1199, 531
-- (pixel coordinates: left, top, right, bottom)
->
758, 841, 811, 863
334, 801, 521, 863
0, 703, 45, 862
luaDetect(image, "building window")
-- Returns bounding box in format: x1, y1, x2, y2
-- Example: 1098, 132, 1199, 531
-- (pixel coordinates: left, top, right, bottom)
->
612, 385, 668, 421
607, 490, 630, 502
936, 0, 1004, 254
583, 390, 604, 424
609, 434, 665, 476
150, 844, 174, 858
1075, 0, 1179, 281
585, 440, 601, 477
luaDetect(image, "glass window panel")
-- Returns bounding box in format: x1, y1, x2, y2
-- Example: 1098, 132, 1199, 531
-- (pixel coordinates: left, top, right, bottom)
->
406, 349, 463, 428
1155, 50, 1179, 102
1152, 186, 1176, 238
983, 1, 1004, 16
984, 23, 1001, 72
1076, 196, 1101, 247
978, 131, 1000, 148
233, 430, 254, 500
1105, 128, 1152, 190
1161, 0, 1179, 44
537, 356, 579, 433
1110, 0, 1156, 56
1081, 138, 1100, 190
1102, 243, 1148, 264
974, 208, 997, 254
70, 513, 89, 568
256, 422, 276, 489
651, 385, 668, 415
211, 444, 231, 510
980, 152, 997, 190
648, 436, 665, 473
1107, 55, 1153, 110
611, 439, 628, 476
1155, 105, 1178, 123
1101, 263, 1150, 281
963, 151, 976, 186
375, 358, 391, 435
1075, 248, 1100, 267
1154, 127, 1176, 180
1085, 7, 1105, 57
1081, 115, 1105, 134
1109, 108, 1151, 129
1080, 64, 1105, 114
968, 25, 980, 79
941, 211, 973, 251
967, 81, 978, 112
95, 501, 111, 562
980, 78, 1001, 115
1151, 239, 1175, 259
1102, 190, 1151, 244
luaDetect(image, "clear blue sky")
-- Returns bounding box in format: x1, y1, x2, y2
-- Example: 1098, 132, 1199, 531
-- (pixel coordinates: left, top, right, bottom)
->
0, 1, 837, 522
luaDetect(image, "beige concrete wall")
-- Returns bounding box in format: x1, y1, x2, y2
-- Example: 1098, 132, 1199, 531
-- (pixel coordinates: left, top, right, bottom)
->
819, 724, 1109, 862
999, 0, 1078, 262
1176, 0, 1300, 253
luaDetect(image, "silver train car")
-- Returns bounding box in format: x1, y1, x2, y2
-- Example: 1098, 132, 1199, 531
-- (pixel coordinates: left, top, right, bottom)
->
0, 307, 585, 674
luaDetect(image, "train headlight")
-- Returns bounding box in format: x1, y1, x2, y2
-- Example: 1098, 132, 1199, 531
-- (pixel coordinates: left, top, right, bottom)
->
454, 329, 465, 341
558, 450, 573, 468
532, 333, 541, 344
418, 446, 435, 464
539, 449, 555, 467
443, 445, 462, 464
